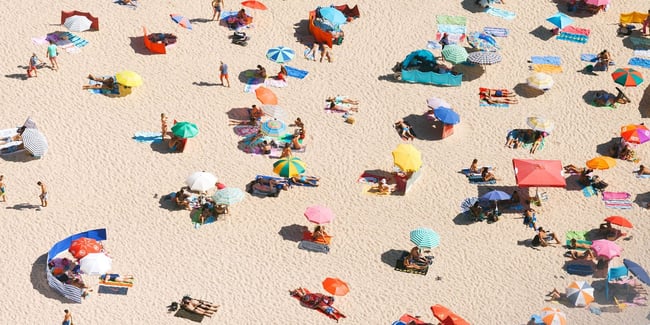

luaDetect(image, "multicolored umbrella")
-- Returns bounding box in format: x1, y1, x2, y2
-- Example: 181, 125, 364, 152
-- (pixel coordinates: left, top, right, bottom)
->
69, 237, 102, 259
586, 156, 616, 170
115, 70, 143, 87
527, 72, 554, 90
322, 277, 349, 296
64, 15, 93, 32
266, 46, 295, 63
21, 128, 48, 157
260, 119, 287, 137
79, 253, 112, 275
604, 216, 633, 228
540, 307, 566, 325
170, 14, 193, 30
273, 156, 306, 177
410, 227, 440, 249
527, 117, 554, 133
467, 51, 502, 65
566, 281, 594, 307
467, 32, 499, 51
426, 97, 451, 109
512, 159, 566, 188
621, 124, 650, 144
255, 87, 278, 105
185, 171, 218, 192
212, 187, 245, 205
261, 105, 286, 119
171, 121, 199, 138
623, 259, 650, 285
318, 7, 347, 26
304, 205, 335, 224
585, 0, 610, 6
242, 0, 267, 10
431, 304, 470, 325
591, 239, 622, 259
441, 45, 468, 64
392, 144, 422, 172
611, 68, 643, 87
433, 107, 460, 125
546, 12, 574, 29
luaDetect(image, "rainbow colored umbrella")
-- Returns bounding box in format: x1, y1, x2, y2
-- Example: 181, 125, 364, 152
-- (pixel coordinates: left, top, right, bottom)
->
621, 124, 650, 144
170, 14, 192, 30
322, 277, 349, 296
611, 68, 643, 87
273, 156, 306, 177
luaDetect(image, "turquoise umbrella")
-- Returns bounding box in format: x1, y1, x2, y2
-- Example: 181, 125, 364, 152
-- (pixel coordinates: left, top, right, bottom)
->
212, 188, 245, 205
409, 227, 440, 249
260, 119, 287, 137
171, 122, 199, 138
546, 12, 573, 29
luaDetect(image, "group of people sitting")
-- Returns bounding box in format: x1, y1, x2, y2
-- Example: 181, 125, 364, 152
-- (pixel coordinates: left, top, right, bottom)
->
171, 186, 229, 223
504, 129, 546, 154
564, 165, 609, 191
479, 89, 519, 105
402, 246, 433, 270
49, 258, 93, 298
607, 138, 639, 162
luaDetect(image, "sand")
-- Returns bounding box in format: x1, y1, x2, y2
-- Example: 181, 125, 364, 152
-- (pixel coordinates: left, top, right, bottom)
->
1, 0, 649, 324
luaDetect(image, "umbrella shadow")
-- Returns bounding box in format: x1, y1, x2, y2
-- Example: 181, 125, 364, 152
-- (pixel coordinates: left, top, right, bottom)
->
227, 107, 251, 120
150, 141, 178, 154
582, 90, 606, 105
158, 193, 181, 211
460, 0, 486, 13
452, 212, 474, 226
595, 137, 619, 157
455, 62, 484, 82
402, 114, 440, 141
128, 36, 154, 55
30, 253, 74, 303
633, 191, 650, 207
639, 85, 650, 118
529, 25, 554, 41
238, 69, 261, 83
191, 81, 220, 87
513, 83, 545, 98
621, 36, 640, 51
0, 151, 40, 162
564, 175, 584, 191
6, 202, 41, 210
293, 19, 314, 47
278, 224, 308, 242
380, 249, 406, 267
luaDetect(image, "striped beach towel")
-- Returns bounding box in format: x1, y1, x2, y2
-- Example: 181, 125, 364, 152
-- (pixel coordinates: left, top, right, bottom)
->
60, 32, 89, 48
483, 27, 509, 37
557, 32, 589, 44
436, 15, 467, 44
485, 7, 516, 20
604, 201, 633, 209
633, 49, 650, 57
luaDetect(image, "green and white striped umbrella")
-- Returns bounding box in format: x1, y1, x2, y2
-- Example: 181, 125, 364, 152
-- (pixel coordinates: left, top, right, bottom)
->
441, 44, 468, 64
212, 187, 245, 205
409, 227, 440, 249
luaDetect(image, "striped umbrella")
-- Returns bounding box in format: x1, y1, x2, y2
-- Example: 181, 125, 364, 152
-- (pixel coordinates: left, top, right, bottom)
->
621, 124, 650, 144
21, 128, 48, 157
64, 15, 92, 32
266, 46, 295, 63
170, 13, 193, 30
566, 281, 594, 307
611, 68, 643, 87
261, 105, 286, 119
260, 119, 287, 137
460, 197, 479, 213
540, 307, 566, 325
273, 156, 306, 177
409, 227, 440, 249
212, 187, 245, 205
441, 44, 468, 64
467, 32, 500, 51
527, 72, 554, 90
526, 117, 554, 133
171, 122, 199, 138
467, 51, 502, 65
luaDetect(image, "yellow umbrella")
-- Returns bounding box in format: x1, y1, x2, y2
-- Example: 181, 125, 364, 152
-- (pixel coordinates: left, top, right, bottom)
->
586, 156, 616, 170
115, 70, 143, 87
392, 144, 422, 172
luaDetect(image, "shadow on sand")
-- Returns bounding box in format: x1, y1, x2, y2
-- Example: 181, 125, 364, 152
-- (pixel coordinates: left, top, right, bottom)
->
278, 224, 308, 242
31, 253, 73, 303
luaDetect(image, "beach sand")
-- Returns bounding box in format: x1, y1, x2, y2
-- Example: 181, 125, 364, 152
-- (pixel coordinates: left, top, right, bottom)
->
1, 0, 649, 324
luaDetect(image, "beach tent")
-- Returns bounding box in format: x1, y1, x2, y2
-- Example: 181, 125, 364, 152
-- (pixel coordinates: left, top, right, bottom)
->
60, 10, 99, 30
402, 50, 436, 70
143, 27, 166, 54
397, 50, 462, 86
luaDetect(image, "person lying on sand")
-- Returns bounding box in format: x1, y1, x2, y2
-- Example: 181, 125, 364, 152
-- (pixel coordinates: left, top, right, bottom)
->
483, 95, 518, 104
479, 89, 516, 97
100, 273, 134, 283
291, 175, 320, 186
326, 96, 359, 105
568, 238, 591, 250
394, 119, 415, 140
565, 248, 595, 260
180, 296, 219, 317
290, 288, 345, 320
636, 164, 650, 176
327, 101, 358, 112
82, 74, 115, 90
563, 164, 585, 174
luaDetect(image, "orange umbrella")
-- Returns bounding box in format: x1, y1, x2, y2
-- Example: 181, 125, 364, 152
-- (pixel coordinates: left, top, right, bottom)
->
585, 156, 616, 170
255, 86, 278, 105
621, 124, 650, 144
322, 277, 349, 296
604, 215, 633, 228
430, 305, 470, 325
241, 0, 267, 10
68, 237, 102, 259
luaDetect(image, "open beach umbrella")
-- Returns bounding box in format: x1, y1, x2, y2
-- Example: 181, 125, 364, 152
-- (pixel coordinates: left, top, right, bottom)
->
266, 46, 295, 63
566, 281, 594, 307
392, 144, 422, 172
186, 171, 218, 192
441, 45, 468, 64
319, 7, 347, 27
115, 70, 143, 87
69, 237, 102, 259
212, 187, 245, 205
467, 32, 499, 51
540, 307, 566, 325
410, 227, 440, 249
433, 107, 460, 125
527, 72, 554, 90
586, 156, 616, 170
431, 304, 470, 325
170, 14, 193, 30
460, 197, 480, 213
255, 87, 278, 105
304, 205, 335, 224
621, 124, 650, 144
480, 190, 510, 212
467, 51, 502, 66
260, 119, 287, 137
513, 159, 566, 188
611, 68, 643, 87
623, 259, 650, 285
546, 12, 574, 29
79, 253, 112, 275
273, 156, 306, 177
21, 128, 48, 157
322, 277, 349, 296
242, 0, 267, 10
527, 117, 554, 133
604, 216, 633, 228
585, 0, 610, 6
426, 97, 451, 109
591, 239, 622, 260
171, 122, 199, 138
261, 105, 285, 119
64, 15, 92, 32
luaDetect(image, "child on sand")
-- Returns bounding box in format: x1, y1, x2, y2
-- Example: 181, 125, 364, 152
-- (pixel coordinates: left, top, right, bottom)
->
161, 113, 169, 140
27, 53, 43, 78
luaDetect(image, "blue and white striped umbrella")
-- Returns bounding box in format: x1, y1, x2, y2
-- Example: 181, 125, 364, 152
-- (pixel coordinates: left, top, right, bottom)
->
260, 119, 287, 137
266, 46, 295, 63
410, 227, 440, 249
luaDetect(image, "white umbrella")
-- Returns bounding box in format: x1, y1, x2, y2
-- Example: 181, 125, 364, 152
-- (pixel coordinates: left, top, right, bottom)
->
64, 15, 92, 32
426, 97, 451, 109
527, 72, 554, 90
185, 171, 218, 192
21, 128, 48, 157
79, 253, 112, 275
261, 105, 286, 119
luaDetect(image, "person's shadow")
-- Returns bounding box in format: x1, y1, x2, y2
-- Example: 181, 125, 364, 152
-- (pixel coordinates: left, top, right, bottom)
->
5, 73, 28, 80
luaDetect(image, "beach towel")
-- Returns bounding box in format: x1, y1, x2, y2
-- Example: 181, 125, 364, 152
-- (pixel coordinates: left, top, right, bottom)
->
468, 175, 496, 185
633, 49, 650, 58
132, 131, 162, 143
31, 36, 49, 45
628, 57, 650, 69
483, 27, 509, 37
426, 40, 442, 50
562, 26, 591, 36
602, 191, 631, 201
557, 32, 589, 44
264, 78, 287, 88
297, 240, 330, 254
581, 53, 598, 62
87, 76, 120, 95
636, 173, 650, 178
581, 184, 597, 197
531, 56, 561, 66
191, 210, 216, 229
284, 66, 308, 79
98, 285, 129, 295
437, 24, 467, 35
485, 7, 516, 20
566, 230, 588, 241
479, 100, 509, 108
436, 15, 467, 27
566, 262, 595, 276
99, 279, 134, 287
243, 78, 264, 93
60, 32, 89, 48
532, 64, 563, 73
604, 201, 633, 209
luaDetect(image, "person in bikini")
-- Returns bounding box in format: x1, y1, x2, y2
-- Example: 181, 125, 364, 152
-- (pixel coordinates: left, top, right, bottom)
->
311, 225, 330, 244
291, 175, 320, 186
479, 89, 516, 97
394, 119, 415, 140
403, 246, 429, 270
326, 96, 359, 105
211, 0, 223, 21
290, 288, 345, 319
100, 273, 134, 283
181, 296, 219, 317
483, 95, 519, 104
327, 101, 358, 112
82, 74, 115, 90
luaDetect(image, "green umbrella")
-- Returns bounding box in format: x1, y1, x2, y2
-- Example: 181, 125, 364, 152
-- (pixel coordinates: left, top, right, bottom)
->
441, 44, 468, 64
171, 122, 199, 138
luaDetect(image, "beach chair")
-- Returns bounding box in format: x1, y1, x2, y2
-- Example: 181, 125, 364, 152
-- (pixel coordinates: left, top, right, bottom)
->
606, 266, 629, 300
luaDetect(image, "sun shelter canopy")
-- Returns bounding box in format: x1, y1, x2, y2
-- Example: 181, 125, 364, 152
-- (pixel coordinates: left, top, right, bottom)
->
402, 50, 436, 70
143, 27, 166, 54
512, 159, 566, 188
61, 10, 99, 30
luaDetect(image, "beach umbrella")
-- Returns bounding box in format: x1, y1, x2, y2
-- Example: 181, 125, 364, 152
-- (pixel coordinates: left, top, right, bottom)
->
527, 72, 554, 90
241, 0, 267, 10
171, 122, 199, 138
460, 197, 480, 213
611, 68, 643, 87
441, 45, 468, 64
212, 187, 245, 205
623, 259, 650, 285
409, 227, 440, 249
273, 156, 306, 177
546, 12, 574, 29
115, 70, 143, 87
170, 14, 193, 30
266, 46, 295, 63
21, 128, 48, 157
322, 277, 349, 296
431, 304, 470, 325
467, 32, 499, 51
433, 107, 460, 125
604, 216, 633, 228
69, 237, 102, 259
79, 253, 112, 275
64, 15, 92, 32
566, 281, 594, 307
513, 159, 566, 188
319, 7, 347, 27
585, 0, 610, 6
467, 51, 502, 66
426, 97, 451, 109
621, 124, 650, 144
255, 87, 278, 105
185, 171, 218, 192
527, 117, 554, 133
260, 119, 287, 137
261, 105, 286, 119
586, 156, 617, 170
591, 239, 622, 260
480, 190, 510, 212
23, 117, 37, 129
304, 205, 335, 224
392, 144, 422, 172
540, 307, 566, 325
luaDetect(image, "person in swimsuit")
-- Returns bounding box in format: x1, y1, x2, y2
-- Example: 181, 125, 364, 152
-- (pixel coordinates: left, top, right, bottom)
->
277, 65, 287, 81
312, 225, 329, 243
304, 43, 318, 61
291, 175, 320, 186
62, 309, 72, 325
531, 227, 560, 247
46, 40, 59, 71
394, 120, 415, 140
320, 44, 333, 63
100, 273, 134, 283
211, 0, 223, 21
480, 89, 516, 97
403, 246, 429, 270
37, 181, 47, 207
82, 74, 115, 90
259, 140, 272, 155
326, 96, 359, 105
219, 61, 230, 87
27, 53, 43, 78
290, 288, 344, 319
256, 65, 267, 79
636, 164, 650, 176
481, 167, 498, 182
280, 146, 292, 158
0, 175, 6, 202
483, 95, 519, 104
327, 101, 358, 113
181, 296, 219, 317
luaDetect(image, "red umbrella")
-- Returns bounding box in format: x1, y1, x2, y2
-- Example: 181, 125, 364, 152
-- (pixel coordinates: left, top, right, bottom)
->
430, 305, 470, 325
255, 86, 278, 105
322, 277, 349, 296
69, 237, 102, 259
604, 216, 633, 228
241, 0, 267, 10
512, 159, 566, 188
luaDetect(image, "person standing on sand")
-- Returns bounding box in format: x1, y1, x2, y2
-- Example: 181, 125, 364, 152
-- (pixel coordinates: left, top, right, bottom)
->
62, 309, 72, 325
0, 175, 6, 202
46, 40, 59, 71
37, 181, 48, 207
161, 113, 169, 140
219, 61, 230, 87
27, 53, 43, 78
212, 0, 223, 21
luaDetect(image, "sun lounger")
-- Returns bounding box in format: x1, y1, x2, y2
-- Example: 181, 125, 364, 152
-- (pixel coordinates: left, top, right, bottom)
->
298, 240, 330, 254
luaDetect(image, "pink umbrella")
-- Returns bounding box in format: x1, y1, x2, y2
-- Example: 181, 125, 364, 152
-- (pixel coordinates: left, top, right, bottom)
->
304, 205, 335, 224
591, 239, 622, 260
585, 0, 609, 6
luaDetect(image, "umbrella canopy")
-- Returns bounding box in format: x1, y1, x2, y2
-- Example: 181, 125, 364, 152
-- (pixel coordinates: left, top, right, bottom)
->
433, 107, 460, 125
585, 0, 610, 6
255, 87, 278, 105
261, 105, 286, 119
64, 15, 92, 32
410, 227, 440, 249
242, 0, 267, 10
527, 72, 554, 90
185, 171, 218, 192
426, 97, 451, 109
260, 119, 287, 137
526, 117, 554, 133
566, 281, 594, 307
319, 7, 347, 26
266, 46, 295, 63
170, 14, 193, 30
604, 215, 633, 228
546, 12, 574, 29
441, 45, 468, 64
513, 159, 566, 188
431, 304, 470, 325
591, 239, 622, 259
467, 32, 499, 51
322, 277, 349, 296
623, 259, 650, 285
460, 197, 479, 213
540, 307, 566, 325
586, 156, 616, 170
611, 68, 643, 87
21, 128, 48, 157
273, 156, 306, 177
304, 205, 335, 224
392, 144, 422, 172
69, 237, 102, 259
467, 51, 502, 65
115, 70, 143, 87
621, 124, 650, 144
481, 190, 510, 201
171, 122, 199, 138
79, 253, 112, 275
212, 187, 245, 205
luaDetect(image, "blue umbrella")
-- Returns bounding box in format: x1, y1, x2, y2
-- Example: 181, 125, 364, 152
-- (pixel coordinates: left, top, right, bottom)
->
546, 12, 573, 29
409, 227, 440, 249
266, 46, 295, 64
433, 107, 460, 125
480, 190, 511, 213
319, 7, 347, 27
624, 259, 650, 285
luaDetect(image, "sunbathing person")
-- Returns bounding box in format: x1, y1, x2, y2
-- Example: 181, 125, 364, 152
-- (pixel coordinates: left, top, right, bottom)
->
469, 202, 485, 222
530, 131, 546, 154
290, 288, 345, 320
376, 178, 393, 194
326, 96, 359, 105
596, 49, 612, 71
483, 95, 519, 104
403, 246, 429, 270
180, 296, 219, 317
636, 164, 650, 176
568, 239, 591, 250
255, 65, 267, 79
291, 175, 320, 186
327, 101, 358, 112
82, 75, 115, 90
173, 189, 192, 210
481, 167, 498, 182
0, 134, 22, 145
545, 288, 567, 302
312, 225, 330, 244
480, 89, 516, 97
394, 119, 415, 140
469, 159, 480, 174
563, 164, 585, 174
531, 227, 561, 247
523, 208, 537, 229
280, 146, 292, 158
100, 273, 134, 283
259, 140, 272, 155
504, 130, 521, 149
567, 248, 595, 260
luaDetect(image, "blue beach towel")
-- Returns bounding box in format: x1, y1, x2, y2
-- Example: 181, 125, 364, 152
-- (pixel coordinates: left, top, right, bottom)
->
479, 101, 509, 108
531, 56, 561, 66
483, 27, 509, 37
284, 66, 308, 79
557, 32, 588, 44
485, 7, 516, 20
438, 24, 467, 35
98, 285, 129, 295
581, 53, 598, 62
133, 131, 162, 143
582, 184, 597, 198
427, 40, 442, 50
61, 32, 89, 48
628, 57, 650, 69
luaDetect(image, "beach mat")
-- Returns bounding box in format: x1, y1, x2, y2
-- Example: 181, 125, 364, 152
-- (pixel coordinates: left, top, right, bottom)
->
565, 262, 595, 276
297, 240, 330, 254
394, 252, 429, 275
191, 210, 217, 228
532, 64, 563, 73
582, 184, 597, 197
530, 56, 561, 65
602, 191, 631, 201
264, 78, 287, 88
581, 53, 598, 62
604, 201, 633, 209
284, 66, 308, 79
557, 32, 589, 44
59, 32, 89, 48
628, 57, 650, 69
485, 7, 516, 20
98, 285, 129, 295
483, 27, 509, 37
132, 131, 162, 143
479, 100, 509, 108
633, 49, 650, 58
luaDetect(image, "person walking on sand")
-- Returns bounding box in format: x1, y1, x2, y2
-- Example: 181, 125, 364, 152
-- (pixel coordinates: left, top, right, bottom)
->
219, 61, 230, 87
0, 175, 6, 202
46, 40, 59, 71
161, 113, 169, 140
37, 181, 47, 207
212, 0, 223, 21
27, 53, 43, 78
62, 309, 72, 325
